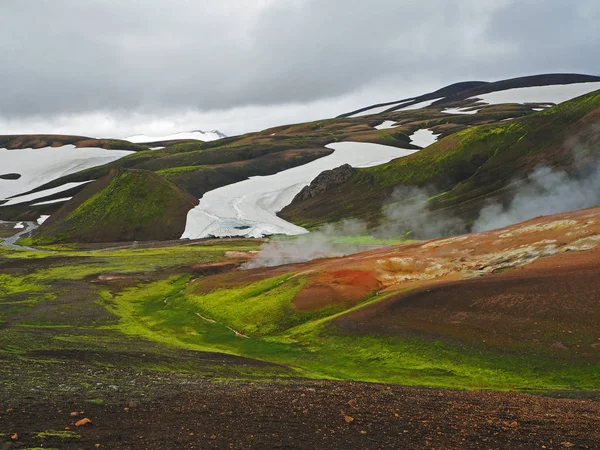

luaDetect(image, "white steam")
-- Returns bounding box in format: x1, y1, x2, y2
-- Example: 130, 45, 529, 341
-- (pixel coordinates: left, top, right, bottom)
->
472, 163, 600, 232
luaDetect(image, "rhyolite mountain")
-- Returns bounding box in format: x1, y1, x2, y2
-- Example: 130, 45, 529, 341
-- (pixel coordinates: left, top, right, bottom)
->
2, 72, 600, 242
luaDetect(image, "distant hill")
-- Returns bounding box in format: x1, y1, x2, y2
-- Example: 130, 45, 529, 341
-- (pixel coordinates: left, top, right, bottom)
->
124, 129, 227, 144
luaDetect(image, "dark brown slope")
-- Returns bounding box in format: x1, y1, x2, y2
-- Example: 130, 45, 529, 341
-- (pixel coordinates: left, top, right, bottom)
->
31, 168, 198, 244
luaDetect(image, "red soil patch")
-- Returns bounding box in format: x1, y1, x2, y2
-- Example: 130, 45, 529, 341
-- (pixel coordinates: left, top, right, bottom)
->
293, 270, 380, 311
333, 247, 600, 358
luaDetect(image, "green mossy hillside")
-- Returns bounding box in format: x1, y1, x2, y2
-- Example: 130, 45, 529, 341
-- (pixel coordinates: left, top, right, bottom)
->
30, 168, 199, 244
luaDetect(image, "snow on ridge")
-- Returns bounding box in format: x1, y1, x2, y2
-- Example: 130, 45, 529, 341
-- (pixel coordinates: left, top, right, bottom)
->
469, 82, 600, 107
0, 146, 133, 201
409, 129, 440, 148
347, 100, 414, 118
181, 142, 418, 239
397, 97, 444, 111
125, 130, 226, 144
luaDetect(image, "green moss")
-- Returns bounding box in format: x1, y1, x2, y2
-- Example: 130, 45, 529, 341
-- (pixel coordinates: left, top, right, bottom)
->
34, 430, 80, 439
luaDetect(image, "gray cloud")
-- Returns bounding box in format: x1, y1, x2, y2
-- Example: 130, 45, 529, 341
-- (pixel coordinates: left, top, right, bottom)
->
0, 0, 598, 137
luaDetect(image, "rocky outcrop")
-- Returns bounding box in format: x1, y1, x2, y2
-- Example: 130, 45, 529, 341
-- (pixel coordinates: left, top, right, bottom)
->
293, 164, 355, 202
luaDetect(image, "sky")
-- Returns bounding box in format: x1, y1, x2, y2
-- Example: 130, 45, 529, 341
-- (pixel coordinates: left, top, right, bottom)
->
1, 0, 599, 138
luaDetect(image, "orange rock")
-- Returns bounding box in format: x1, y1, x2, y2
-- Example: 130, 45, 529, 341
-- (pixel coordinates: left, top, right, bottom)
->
10, 433, 18, 440
76, 417, 93, 427
70, 411, 80, 417
95, 445, 101, 448
209, 434, 217, 440
344, 415, 355, 423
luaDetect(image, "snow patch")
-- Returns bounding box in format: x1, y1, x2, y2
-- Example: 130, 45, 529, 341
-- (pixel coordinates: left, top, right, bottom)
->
2, 181, 93, 206
36, 215, 50, 225
397, 97, 444, 111
348, 100, 414, 117
441, 107, 480, 115
469, 82, 600, 106
125, 130, 226, 143
182, 142, 418, 239
374, 120, 398, 130
409, 129, 440, 148
14, 222, 24, 229
0, 146, 132, 201
31, 197, 72, 206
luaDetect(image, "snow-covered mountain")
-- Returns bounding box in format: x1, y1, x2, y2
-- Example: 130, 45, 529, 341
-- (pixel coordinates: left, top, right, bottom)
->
124, 129, 227, 144
341, 73, 600, 117
2, 73, 600, 243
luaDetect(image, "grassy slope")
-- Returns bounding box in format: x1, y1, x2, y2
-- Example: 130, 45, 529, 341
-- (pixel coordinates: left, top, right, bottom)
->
1, 237, 598, 391
280, 90, 600, 228
28, 168, 198, 244
0, 241, 294, 387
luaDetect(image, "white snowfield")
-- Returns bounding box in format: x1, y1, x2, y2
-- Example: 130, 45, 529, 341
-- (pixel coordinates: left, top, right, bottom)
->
182, 142, 418, 239
374, 120, 398, 130
125, 130, 226, 143
469, 82, 600, 106
409, 129, 440, 148
0, 146, 133, 202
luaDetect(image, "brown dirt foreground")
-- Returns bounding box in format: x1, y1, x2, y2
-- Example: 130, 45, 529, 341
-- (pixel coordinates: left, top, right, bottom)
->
2, 380, 600, 449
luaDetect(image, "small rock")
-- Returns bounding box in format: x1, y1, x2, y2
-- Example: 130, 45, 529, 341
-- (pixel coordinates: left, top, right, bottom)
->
65, 426, 71, 430
129, 401, 137, 408
348, 399, 359, 410
95, 444, 101, 448
124, 407, 129, 412
70, 411, 80, 417
76, 417, 93, 427
344, 415, 354, 423
209, 434, 217, 440
10, 433, 18, 440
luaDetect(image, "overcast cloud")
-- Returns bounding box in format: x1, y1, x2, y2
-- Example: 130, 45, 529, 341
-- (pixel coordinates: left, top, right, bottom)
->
1, 0, 598, 137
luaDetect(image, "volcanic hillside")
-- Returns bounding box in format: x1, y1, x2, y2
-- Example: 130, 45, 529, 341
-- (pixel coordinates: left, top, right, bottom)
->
29, 169, 198, 244
1, 73, 600, 241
